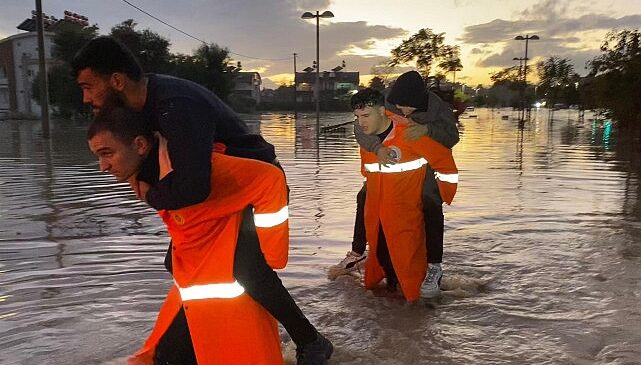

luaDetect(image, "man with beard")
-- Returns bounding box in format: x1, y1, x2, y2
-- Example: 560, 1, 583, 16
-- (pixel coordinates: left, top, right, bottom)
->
73, 36, 332, 365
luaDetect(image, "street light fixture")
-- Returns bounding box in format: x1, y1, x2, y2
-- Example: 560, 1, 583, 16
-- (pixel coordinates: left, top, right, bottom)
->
514, 35, 539, 122
512, 57, 529, 83
301, 10, 334, 137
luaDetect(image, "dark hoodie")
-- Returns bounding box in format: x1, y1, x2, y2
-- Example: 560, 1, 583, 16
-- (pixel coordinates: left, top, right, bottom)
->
354, 71, 460, 151
386, 71, 429, 112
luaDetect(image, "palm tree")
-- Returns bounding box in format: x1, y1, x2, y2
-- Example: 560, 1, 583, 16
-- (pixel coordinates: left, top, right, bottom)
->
438, 46, 463, 83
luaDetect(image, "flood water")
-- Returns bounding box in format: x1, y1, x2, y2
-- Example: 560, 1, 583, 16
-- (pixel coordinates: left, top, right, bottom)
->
1, 109, 640, 364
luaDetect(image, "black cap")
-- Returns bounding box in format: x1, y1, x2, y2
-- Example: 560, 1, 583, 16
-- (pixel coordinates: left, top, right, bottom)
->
387, 71, 428, 111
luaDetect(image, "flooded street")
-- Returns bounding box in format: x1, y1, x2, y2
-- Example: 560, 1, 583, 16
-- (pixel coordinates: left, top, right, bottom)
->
1, 109, 640, 364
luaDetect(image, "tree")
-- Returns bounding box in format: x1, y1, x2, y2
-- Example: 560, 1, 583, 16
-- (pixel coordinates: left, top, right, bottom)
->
389, 28, 461, 80
437, 46, 463, 83
169, 53, 209, 85
33, 18, 240, 116
195, 43, 237, 100
490, 65, 522, 89
368, 76, 385, 90
487, 68, 523, 108
169, 43, 238, 100
51, 21, 99, 64
585, 29, 641, 130
32, 20, 98, 116
453, 89, 470, 103
110, 19, 172, 73
536, 56, 578, 107
33, 64, 88, 117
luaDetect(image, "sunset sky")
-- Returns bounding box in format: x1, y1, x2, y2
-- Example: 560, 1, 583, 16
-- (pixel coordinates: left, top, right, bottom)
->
2, 0, 640, 88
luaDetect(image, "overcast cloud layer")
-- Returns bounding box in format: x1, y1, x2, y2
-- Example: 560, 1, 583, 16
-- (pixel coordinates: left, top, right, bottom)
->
459, 0, 641, 72
1, 0, 640, 86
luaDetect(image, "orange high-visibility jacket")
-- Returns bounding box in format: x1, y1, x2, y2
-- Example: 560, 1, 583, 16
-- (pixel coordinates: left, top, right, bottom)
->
130, 153, 288, 365
361, 111, 458, 301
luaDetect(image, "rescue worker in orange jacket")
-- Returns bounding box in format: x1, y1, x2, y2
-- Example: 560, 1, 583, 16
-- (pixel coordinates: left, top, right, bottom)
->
351, 89, 458, 302
74, 37, 332, 365
87, 106, 300, 364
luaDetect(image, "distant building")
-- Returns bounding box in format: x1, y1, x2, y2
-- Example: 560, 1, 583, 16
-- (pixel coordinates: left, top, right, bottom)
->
295, 65, 359, 103
232, 71, 262, 104
0, 31, 55, 116
0, 11, 88, 117
0, 60, 8, 117
260, 88, 276, 102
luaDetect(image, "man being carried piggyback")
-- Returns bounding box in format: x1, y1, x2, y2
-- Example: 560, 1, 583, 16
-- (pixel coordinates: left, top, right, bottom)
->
331, 71, 459, 299
348, 87, 458, 302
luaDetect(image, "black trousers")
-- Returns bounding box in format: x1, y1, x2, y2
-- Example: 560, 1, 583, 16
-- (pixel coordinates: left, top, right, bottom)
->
375, 223, 398, 288
153, 307, 197, 365
351, 166, 444, 263
161, 207, 317, 360
232, 206, 316, 346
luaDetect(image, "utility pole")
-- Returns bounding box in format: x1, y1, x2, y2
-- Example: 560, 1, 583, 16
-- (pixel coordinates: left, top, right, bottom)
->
514, 34, 539, 124
315, 12, 320, 135
293, 52, 297, 118
35, 0, 50, 139
301, 10, 334, 140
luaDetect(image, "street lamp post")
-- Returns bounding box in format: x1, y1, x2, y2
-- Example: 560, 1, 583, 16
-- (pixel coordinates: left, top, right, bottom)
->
293, 52, 297, 118
514, 35, 539, 122
301, 10, 334, 137
513, 56, 528, 121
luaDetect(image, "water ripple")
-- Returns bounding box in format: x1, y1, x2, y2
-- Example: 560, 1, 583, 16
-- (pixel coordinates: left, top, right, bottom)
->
1, 112, 640, 364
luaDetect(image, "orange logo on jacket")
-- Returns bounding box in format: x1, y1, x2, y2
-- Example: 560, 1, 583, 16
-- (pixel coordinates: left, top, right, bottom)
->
389, 146, 401, 162
172, 213, 185, 225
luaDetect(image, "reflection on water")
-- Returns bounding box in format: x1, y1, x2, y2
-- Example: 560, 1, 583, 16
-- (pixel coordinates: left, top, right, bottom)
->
1, 109, 640, 364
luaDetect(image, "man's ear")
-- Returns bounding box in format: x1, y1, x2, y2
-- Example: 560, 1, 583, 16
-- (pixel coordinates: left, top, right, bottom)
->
109, 73, 127, 92
133, 135, 151, 156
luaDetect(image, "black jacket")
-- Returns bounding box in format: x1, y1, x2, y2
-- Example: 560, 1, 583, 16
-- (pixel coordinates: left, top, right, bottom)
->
137, 74, 276, 210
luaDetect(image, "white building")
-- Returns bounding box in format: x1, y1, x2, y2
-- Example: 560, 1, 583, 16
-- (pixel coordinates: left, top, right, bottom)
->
233, 72, 262, 104
0, 31, 55, 117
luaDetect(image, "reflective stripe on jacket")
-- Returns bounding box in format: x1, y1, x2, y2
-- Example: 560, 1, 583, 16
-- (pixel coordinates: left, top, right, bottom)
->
361, 112, 458, 302
130, 153, 287, 365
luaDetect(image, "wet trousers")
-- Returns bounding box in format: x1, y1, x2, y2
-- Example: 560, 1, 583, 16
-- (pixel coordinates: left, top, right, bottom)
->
352, 166, 444, 263
375, 223, 398, 289
153, 306, 197, 365
161, 207, 317, 360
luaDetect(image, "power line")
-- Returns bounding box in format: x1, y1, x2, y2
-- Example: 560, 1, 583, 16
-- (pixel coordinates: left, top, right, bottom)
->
119, 0, 291, 61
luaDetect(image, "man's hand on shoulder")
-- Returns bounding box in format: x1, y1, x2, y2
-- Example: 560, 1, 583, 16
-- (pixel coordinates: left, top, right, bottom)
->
376, 146, 397, 165
405, 119, 429, 141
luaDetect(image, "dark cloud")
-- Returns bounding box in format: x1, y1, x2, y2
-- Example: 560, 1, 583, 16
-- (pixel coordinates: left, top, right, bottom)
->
292, 0, 332, 10
459, 1, 641, 44
153, 1, 404, 81
460, 0, 641, 77
236, 19, 405, 85
459, 19, 538, 44
0, 0, 405, 87
476, 48, 523, 68
477, 42, 599, 73
5, 0, 633, 86
317, 22, 406, 57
